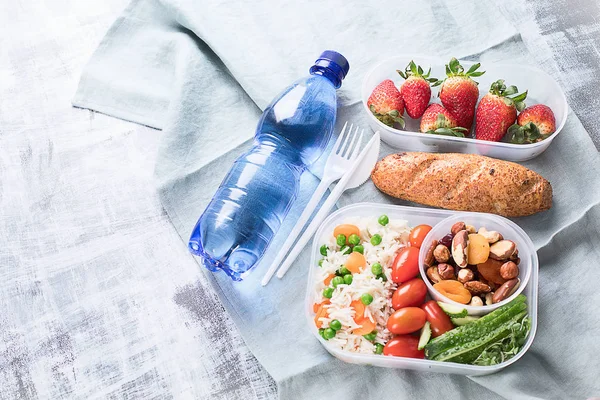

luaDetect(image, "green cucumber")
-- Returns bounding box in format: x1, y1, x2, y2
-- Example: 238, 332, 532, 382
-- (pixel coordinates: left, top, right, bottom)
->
432, 311, 528, 363
418, 321, 431, 350
451, 316, 480, 326
425, 295, 527, 359
437, 302, 468, 318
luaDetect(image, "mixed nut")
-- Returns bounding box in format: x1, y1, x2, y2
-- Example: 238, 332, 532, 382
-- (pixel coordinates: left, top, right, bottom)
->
424, 221, 521, 307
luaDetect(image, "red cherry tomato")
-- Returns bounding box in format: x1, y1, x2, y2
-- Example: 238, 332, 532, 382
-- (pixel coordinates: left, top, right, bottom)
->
391, 247, 420, 283
421, 300, 455, 338
383, 335, 425, 358
409, 224, 432, 248
392, 278, 428, 310
387, 307, 427, 334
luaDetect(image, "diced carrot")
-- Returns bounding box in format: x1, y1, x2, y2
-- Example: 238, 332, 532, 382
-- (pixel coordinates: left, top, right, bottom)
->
314, 304, 329, 328
313, 299, 330, 313
345, 252, 366, 274
324, 273, 336, 286
350, 300, 366, 322
333, 224, 361, 242
352, 316, 376, 336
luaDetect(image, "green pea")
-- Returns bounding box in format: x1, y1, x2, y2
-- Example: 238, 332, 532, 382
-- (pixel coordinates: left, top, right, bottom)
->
320, 245, 328, 256
370, 234, 382, 246
336, 234, 346, 246
378, 215, 389, 226
378, 274, 387, 282
348, 234, 361, 246
319, 328, 325, 338
361, 293, 374, 305
323, 287, 334, 299
339, 267, 350, 276
371, 262, 383, 276
353, 245, 364, 254
318, 259, 324, 267
323, 328, 336, 340
363, 331, 377, 341
340, 245, 351, 255
374, 343, 384, 354
329, 319, 342, 331
343, 274, 353, 285
331, 276, 344, 288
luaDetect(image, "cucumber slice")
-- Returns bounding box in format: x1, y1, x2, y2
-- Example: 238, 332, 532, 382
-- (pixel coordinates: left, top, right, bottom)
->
437, 302, 468, 318
418, 321, 431, 350
451, 316, 480, 326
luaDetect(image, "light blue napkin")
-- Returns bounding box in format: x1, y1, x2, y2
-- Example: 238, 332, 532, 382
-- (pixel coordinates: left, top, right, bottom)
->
74, 0, 600, 398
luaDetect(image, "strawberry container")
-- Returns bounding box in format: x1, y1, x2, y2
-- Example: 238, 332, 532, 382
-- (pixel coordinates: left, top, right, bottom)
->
305, 203, 538, 375
361, 55, 568, 162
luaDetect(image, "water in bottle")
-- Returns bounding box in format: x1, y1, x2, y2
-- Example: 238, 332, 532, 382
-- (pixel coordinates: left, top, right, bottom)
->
188, 51, 349, 280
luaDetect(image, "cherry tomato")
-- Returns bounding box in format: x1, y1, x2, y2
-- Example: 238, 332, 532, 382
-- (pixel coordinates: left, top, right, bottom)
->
409, 224, 432, 248
391, 247, 420, 283
421, 300, 455, 338
383, 335, 425, 358
386, 307, 427, 334
392, 278, 427, 310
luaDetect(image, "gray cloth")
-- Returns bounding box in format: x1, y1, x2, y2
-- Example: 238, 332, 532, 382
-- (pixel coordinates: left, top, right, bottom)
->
74, 0, 600, 398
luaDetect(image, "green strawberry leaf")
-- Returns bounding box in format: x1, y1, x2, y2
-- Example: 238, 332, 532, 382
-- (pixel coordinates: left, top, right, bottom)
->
503, 85, 518, 96
508, 122, 541, 144
466, 63, 481, 74
397, 69, 407, 79
428, 127, 466, 138
512, 90, 528, 103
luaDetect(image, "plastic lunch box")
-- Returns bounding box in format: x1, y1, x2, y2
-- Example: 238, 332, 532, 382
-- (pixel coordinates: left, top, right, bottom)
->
305, 203, 538, 375
361, 55, 568, 162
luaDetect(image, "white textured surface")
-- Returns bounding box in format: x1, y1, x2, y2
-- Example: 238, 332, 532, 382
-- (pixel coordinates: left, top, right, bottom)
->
0, 0, 275, 398
2, 0, 600, 398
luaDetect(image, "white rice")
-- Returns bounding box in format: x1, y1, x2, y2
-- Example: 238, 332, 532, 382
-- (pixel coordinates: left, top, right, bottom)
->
312, 216, 411, 353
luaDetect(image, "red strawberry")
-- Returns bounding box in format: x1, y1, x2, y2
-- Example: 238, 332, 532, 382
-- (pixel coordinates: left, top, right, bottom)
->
475, 79, 527, 142
435, 58, 485, 130
397, 61, 438, 119
367, 79, 405, 128
420, 103, 468, 137
507, 104, 556, 144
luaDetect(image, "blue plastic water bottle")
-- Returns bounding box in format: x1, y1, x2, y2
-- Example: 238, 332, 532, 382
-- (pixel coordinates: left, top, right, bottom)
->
189, 51, 349, 280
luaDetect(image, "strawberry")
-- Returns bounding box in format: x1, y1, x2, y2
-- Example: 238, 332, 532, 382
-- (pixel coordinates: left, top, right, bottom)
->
434, 58, 485, 130
507, 104, 556, 144
367, 79, 405, 128
397, 61, 437, 119
475, 79, 527, 142
420, 103, 468, 137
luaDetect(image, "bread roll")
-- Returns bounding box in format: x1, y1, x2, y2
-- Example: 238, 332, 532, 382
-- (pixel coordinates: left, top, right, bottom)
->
371, 152, 552, 217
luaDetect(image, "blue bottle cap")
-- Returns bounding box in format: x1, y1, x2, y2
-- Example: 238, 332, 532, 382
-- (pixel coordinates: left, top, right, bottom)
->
310, 50, 349, 88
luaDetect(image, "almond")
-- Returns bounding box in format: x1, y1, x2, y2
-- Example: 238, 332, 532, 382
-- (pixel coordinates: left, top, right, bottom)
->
464, 280, 492, 294
424, 239, 438, 268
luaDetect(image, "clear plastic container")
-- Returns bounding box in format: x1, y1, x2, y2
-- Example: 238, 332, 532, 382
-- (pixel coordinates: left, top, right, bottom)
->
305, 203, 538, 375
418, 213, 533, 317
361, 55, 568, 162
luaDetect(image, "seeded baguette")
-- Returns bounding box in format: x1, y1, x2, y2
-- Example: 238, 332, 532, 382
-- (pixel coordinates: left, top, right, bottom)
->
371, 152, 552, 217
